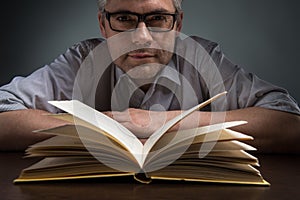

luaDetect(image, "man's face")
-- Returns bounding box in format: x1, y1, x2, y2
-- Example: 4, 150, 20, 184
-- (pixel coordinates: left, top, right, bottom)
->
98, 0, 183, 81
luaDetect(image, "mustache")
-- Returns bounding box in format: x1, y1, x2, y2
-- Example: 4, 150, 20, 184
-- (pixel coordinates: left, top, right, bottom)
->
128, 48, 159, 54
107, 42, 171, 59
113, 41, 161, 53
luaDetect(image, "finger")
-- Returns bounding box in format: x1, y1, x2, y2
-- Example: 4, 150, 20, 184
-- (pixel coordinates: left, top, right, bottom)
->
140, 138, 148, 145
102, 111, 113, 118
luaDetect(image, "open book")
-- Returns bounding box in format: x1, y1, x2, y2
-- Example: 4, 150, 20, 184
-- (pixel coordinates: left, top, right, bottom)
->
14, 92, 269, 185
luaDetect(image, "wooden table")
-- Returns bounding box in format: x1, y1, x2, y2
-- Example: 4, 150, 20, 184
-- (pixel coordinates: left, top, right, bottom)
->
1, 153, 299, 200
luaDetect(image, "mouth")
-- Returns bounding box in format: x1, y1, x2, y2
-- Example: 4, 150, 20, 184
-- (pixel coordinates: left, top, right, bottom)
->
127, 50, 156, 59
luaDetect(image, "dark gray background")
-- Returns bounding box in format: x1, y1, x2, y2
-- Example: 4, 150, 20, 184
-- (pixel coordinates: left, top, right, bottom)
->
0, 0, 299, 103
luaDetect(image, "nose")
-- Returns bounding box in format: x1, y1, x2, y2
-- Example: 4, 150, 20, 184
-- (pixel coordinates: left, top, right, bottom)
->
131, 22, 153, 46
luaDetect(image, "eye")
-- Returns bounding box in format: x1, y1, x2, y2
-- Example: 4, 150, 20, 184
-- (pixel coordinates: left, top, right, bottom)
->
148, 15, 167, 22
115, 14, 136, 22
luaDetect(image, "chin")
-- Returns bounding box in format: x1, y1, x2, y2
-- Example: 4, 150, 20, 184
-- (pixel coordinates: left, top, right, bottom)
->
126, 63, 165, 80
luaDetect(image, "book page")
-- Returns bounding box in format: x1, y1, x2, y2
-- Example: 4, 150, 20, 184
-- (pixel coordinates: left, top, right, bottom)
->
149, 121, 248, 152
49, 100, 144, 167
32, 127, 134, 160
142, 92, 227, 162
49, 92, 226, 167
143, 121, 247, 171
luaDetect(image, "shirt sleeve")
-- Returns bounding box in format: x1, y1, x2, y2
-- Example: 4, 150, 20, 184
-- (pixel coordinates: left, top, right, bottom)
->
0, 40, 98, 113
210, 45, 300, 115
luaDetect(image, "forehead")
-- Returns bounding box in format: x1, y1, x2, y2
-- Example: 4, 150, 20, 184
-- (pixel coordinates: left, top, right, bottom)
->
105, 0, 176, 13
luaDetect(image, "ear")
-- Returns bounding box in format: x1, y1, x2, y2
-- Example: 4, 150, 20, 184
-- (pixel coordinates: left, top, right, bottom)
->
175, 12, 184, 33
98, 12, 107, 38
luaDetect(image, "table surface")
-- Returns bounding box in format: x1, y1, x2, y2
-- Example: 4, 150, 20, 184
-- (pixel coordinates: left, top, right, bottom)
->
1, 152, 299, 200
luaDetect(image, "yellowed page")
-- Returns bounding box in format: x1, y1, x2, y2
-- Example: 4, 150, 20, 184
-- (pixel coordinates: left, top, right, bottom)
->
49, 100, 144, 167
143, 92, 228, 162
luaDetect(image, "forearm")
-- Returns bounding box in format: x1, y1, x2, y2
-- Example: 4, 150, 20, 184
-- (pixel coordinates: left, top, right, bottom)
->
176, 107, 300, 154
225, 107, 300, 154
0, 109, 68, 151
105, 107, 300, 153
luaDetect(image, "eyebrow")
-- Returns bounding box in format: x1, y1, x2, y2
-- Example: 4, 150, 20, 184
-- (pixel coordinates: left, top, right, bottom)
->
107, 8, 175, 14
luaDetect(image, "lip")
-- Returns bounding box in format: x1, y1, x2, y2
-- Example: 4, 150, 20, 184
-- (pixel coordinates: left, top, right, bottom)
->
127, 52, 155, 59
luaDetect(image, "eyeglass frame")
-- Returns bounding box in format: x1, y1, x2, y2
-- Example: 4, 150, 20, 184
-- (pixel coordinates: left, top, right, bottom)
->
103, 9, 179, 32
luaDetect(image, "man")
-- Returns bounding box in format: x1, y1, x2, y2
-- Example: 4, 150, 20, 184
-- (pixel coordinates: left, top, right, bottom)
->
0, 0, 299, 153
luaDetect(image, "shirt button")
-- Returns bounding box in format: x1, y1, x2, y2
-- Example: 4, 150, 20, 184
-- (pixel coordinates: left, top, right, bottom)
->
255, 92, 264, 98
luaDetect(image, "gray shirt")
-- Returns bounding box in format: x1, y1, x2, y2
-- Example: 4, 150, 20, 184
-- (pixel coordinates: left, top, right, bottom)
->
0, 36, 299, 115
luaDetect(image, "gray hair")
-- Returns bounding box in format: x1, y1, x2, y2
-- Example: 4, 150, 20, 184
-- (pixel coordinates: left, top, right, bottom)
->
97, 0, 183, 12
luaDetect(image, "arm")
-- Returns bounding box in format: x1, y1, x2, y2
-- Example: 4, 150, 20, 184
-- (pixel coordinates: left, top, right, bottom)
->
0, 110, 68, 151
105, 107, 300, 154
0, 40, 98, 151
202, 107, 300, 154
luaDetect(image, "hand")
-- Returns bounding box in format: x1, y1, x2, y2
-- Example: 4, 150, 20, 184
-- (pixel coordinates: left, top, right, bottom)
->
104, 108, 179, 138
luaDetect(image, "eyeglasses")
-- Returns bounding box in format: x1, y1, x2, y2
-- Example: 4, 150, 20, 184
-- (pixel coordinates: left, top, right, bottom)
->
103, 10, 178, 32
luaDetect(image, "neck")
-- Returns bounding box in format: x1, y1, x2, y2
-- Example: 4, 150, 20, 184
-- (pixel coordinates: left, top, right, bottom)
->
131, 78, 154, 92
